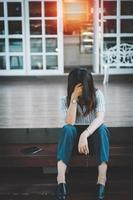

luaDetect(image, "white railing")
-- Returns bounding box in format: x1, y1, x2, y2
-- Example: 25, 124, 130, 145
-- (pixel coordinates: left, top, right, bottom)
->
102, 43, 133, 83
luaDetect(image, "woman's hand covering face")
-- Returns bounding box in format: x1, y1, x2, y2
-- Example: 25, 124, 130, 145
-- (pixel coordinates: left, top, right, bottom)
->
71, 83, 83, 100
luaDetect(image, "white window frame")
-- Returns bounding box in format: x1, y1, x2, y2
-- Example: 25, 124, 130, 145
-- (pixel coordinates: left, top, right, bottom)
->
0, 0, 26, 75
100, 0, 133, 74
25, 0, 64, 76
0, 0, 64, 76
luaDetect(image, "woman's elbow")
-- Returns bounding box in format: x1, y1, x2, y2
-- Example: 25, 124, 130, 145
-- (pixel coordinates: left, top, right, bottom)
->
65, 117, 75, 125
101, 117, 105, 124
96, 112, 105, 124
99, 115, 105, 124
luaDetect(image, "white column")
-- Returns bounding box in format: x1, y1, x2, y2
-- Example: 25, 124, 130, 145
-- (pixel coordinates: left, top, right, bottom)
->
93, 0, 99, 73
58, 0, 64, 74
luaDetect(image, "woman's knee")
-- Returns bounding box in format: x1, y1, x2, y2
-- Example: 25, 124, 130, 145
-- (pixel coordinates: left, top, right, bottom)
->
62, 124, 77, 137
97, 124, 108, 137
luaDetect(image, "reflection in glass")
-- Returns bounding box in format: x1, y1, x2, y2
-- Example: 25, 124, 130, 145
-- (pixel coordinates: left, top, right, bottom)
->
45, 20, 57, 35
0, 39, 5, 52
121, 1, 133, 15
104, 20, 116, 33
103, 37, 116, 50
63, 20, 81, 35
30, 38, 42, 52
31, 55, 43, 70
121, 19, 133, 33
30, 20, 42, 35
46, 38, 57, 52
0, 21, 5, 34
46, 55, 58, 70
0, 56, 6, 70
29, 2, 41, 17
121, 37, 133, 45
0, 3, 4, 17
8, 2, 21, 17
8, 21, 22, 34
9, 39, 23, 52
103, 1, 116, 16
45, 2, 57, 17
10, 56, 23, 69
80, 29, 93, 53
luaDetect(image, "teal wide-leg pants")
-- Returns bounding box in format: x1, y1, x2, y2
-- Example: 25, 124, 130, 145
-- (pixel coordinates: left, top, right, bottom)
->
57, 124, 110, 166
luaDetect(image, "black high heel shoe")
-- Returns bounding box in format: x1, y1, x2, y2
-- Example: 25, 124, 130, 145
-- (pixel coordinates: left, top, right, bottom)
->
56, 183, 69, 200
96, 184, 105, 200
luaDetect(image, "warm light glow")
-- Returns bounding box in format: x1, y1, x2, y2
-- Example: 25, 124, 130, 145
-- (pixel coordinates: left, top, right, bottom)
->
63, 0, 93, 35
65, 3, 86, 14
63, 1, 88, 21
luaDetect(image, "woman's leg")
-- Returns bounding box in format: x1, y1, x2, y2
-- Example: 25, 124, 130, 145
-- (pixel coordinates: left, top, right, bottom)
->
96, 124, 110, 199
91, 124, 109, 184
89, 124, 110, 199
97, 162, 107, 186
93, 124, 109, 200
96, 124, 110, 186
57, 161, 67, 184
57, 124, 77, 184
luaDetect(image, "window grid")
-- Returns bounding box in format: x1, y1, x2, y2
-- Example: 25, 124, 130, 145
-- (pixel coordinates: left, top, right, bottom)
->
27, 0, 60, 73
0, 0, 63, 75
0, 0, 25, 73
101, 0, 133, 74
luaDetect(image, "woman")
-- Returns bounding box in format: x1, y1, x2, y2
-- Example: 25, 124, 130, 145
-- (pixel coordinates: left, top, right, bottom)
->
56, 68, 110, 200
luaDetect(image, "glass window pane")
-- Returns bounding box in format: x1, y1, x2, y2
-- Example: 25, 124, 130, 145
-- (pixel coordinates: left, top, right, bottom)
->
29, 2, 41, 17
121, 1, 133, 15
63, 20, 81, 35
103, 1, 116, 16
46, 38, 57, 52
103, 37, 116, 50
45, 20, 57, 35
31, 55, 43, 70
30, 20, 42, 35
0, 39, 5, 52
8, 2, 21, 17
9, 39, 23, 52
0, 3, 4, 17
0, 56, 6, 70
121, 19, 133, 33
46, 55, 58, 70
80, 26, 93, 53
30, 38, 42, 52
121, 37, 133, 45
0, 21, 5, 35
45, 2, 57, 17
10, 56, 23, 69
104, 20, 116, 33
8, 21, 22, 34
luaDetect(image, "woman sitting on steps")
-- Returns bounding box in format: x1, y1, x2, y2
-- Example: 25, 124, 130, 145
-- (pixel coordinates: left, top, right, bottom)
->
56, 68, 110, 200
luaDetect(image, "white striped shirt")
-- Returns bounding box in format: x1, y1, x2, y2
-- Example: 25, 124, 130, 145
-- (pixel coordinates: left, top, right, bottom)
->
61, 89, 105, 125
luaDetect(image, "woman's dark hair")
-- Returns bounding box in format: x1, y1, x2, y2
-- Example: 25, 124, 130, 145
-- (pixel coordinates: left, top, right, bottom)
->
67, 68, 96, 116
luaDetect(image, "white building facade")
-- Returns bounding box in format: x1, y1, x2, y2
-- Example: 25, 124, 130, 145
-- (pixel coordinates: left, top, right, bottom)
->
0, 0, 64, 75
0, 0, 133, 75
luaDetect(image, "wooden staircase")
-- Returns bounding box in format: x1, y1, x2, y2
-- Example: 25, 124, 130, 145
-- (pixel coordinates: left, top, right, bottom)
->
0, 166, 133, 200
0, 127, 133, 199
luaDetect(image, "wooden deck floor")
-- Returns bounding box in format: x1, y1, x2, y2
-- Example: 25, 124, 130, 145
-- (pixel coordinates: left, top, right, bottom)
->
0, 166, 133, 200
0, 75, 133, 128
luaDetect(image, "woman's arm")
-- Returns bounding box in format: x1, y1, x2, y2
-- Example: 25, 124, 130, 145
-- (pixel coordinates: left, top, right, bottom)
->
65, 83, 83, 124
65, 99, 77, 124
78, 89, 105, 155
85, 111, 104, 137
85, 89, 105, 136
78, 111, 104, 155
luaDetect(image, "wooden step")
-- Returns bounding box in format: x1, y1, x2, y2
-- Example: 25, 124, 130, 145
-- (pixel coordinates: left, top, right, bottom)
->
0, 144, 133, 167
0, 167, 133, 200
